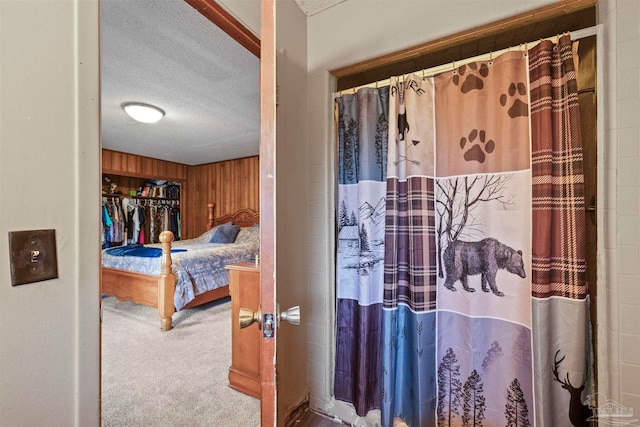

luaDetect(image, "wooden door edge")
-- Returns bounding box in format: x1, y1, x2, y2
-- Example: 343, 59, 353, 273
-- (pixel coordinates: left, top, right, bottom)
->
259, 0, 277, 425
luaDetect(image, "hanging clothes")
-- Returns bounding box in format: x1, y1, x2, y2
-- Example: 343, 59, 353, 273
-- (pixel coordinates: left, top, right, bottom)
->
101, 197, 125, 248
131, 204, 140, 244
170, 204, 180, 240
103, 198, 182, 245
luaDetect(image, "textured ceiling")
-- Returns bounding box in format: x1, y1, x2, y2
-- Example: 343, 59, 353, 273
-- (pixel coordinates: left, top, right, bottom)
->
101, 0, 260, 166
101, 0, 346, 166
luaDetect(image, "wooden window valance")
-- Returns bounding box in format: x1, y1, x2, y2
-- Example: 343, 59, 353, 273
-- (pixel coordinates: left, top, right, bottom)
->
333, 0, 596, 91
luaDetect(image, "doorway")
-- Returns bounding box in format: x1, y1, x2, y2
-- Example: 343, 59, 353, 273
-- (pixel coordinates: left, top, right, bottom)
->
99, 0, 261, 425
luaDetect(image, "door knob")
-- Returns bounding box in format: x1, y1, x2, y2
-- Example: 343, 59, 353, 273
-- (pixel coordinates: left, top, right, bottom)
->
278, 304, 300, 326
239, 305, 300, 330
239, 307, 262, 329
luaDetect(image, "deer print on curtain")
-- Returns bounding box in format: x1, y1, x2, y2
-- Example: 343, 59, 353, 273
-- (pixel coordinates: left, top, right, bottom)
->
334, 34, 591, 427
529, 36, 593, 427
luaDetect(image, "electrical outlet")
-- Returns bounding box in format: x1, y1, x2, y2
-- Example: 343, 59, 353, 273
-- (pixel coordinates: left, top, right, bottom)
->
8, 229, 58, 286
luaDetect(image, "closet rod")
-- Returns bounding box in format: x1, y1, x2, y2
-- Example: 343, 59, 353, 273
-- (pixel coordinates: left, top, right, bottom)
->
335, 25, 598, 97
102, 194, 179, 201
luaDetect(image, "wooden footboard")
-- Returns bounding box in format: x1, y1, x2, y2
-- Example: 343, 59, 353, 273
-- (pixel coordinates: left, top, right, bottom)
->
158, 231, 176, 330
101, 267, 159, 307
101, 231, 177, 331
101, 263, 230, 331
101, 206, 258, 331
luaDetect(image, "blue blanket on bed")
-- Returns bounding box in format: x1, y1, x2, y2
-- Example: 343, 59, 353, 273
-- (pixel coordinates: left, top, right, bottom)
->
105, 245, 187, 257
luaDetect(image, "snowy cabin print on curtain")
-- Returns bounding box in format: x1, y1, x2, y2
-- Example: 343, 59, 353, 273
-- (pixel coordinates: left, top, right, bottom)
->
334, 86, 389, 414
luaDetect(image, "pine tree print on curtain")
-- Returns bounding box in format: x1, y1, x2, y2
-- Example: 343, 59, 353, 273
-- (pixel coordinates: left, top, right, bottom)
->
462, 370, 486, 427
334, 86, 390, 415
433, 50, 533, 427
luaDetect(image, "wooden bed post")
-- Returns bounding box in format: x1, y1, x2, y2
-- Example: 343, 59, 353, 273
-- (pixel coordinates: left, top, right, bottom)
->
158, 231, 176, 331
207, 203, 215, 229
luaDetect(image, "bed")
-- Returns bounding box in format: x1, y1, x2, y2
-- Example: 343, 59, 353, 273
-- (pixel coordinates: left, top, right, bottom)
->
101, 206, 260, 331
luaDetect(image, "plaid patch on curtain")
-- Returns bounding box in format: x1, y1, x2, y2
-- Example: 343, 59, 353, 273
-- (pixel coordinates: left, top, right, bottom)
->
383, 177, 436, 310
529, 35, 587, 299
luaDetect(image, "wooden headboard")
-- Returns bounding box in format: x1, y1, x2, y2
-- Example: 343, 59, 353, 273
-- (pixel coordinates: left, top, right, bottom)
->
214, 208, 260, 228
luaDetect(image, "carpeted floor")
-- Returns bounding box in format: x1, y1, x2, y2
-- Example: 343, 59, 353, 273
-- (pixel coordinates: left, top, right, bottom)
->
101, 296, 260, 427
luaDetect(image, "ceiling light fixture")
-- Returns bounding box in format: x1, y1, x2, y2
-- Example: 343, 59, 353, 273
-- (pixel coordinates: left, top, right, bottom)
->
122, 102, 165, 123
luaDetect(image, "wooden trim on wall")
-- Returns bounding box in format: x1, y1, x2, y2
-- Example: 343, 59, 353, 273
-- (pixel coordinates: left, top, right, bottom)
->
183, 0, 260, 58
332, 0, 597, 87
102, 149, 189, 181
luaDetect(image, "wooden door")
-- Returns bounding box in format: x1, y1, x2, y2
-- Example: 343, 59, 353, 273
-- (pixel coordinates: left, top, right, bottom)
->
259, 0, 277, 424
260, 0, 310, 424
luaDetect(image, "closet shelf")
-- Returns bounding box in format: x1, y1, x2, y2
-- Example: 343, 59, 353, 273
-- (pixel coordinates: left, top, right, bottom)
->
102, 193, 179, 202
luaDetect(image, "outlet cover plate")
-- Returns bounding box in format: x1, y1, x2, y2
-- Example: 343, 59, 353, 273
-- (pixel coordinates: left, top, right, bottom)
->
8, 229, 58, 286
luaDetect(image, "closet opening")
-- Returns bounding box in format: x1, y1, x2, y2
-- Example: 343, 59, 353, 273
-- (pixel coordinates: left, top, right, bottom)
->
330, 1, 599, 423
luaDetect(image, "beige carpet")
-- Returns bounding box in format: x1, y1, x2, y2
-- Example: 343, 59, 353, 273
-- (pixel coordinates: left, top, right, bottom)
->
101, 296, 260, 427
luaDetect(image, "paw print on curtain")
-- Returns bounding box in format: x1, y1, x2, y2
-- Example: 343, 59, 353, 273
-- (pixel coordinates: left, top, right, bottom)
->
460, 129, 496, 163
434, 50, 531, 177
452, 62, 490, 93
500, 82, 529, 118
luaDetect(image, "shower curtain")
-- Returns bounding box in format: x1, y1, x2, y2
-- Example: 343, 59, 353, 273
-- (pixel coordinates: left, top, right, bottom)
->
334, 35, 591, 427
529, 37, 591, 427
334, 86, 389, 415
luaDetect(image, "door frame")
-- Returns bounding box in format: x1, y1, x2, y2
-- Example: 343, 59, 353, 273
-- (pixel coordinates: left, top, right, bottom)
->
99, 0, 273, 423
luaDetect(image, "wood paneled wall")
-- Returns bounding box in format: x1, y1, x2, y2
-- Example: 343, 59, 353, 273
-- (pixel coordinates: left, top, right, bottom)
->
185, 156, 259, 238
102, 149, 259, 239
102, 149, 189, 181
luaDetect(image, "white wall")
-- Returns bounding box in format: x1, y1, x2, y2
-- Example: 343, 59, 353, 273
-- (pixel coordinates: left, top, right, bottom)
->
216, 0, 261, 38
598, 0, 640, 411
306, 0, 639, 423
0, 0, 101, 426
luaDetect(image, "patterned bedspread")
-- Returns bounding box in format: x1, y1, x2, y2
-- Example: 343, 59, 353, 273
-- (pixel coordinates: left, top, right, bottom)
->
101, 225, 260, 310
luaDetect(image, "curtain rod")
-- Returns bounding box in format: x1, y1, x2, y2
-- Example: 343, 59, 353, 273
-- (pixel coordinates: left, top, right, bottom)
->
331, 0, 597, 79
335, 25, 598, 98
